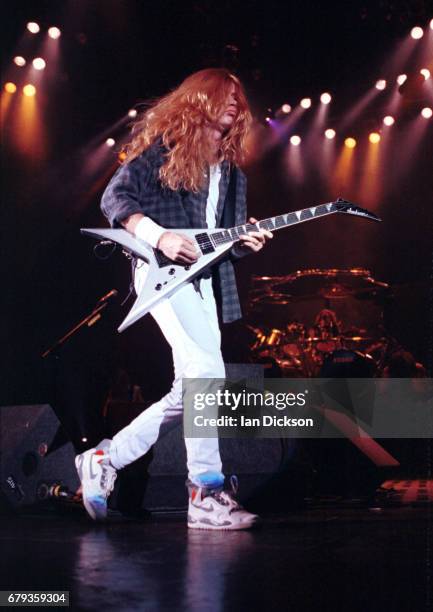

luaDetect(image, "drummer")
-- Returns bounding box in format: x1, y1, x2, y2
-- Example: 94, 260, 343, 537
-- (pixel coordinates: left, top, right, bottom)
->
308, 309, 341, 339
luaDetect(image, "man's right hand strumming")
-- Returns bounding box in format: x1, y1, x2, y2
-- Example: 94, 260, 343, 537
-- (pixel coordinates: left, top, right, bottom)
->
157, 231, 199, 264
122, 213, 198, 264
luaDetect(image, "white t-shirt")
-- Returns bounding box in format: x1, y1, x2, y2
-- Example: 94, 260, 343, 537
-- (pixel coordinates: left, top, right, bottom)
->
205, 163, 222, 230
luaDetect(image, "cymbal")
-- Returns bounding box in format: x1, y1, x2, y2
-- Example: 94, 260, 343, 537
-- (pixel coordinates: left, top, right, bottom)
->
249, 268, 390, 303
305, 336, 340, 342
249, 283, 389, 305
250, 293, 292, 305
318, 284, 354, 299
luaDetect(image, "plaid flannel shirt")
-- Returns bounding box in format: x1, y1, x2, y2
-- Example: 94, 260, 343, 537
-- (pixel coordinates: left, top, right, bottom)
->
100, 140, 247, 323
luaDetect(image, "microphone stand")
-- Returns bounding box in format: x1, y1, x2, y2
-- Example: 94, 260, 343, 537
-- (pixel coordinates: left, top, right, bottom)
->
41, 293, 115, 358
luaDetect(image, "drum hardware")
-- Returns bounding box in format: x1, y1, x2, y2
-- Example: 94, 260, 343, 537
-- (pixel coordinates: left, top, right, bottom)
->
245, 268, 408, 378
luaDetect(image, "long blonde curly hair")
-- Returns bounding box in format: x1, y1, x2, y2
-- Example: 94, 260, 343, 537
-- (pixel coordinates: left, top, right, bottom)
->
122, 68, 252, 192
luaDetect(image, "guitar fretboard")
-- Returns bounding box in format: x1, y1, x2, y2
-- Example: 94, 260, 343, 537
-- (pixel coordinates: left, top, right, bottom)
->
211, 201, 338, 246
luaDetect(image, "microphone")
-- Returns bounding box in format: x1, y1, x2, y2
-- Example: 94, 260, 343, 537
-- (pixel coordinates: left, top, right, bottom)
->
96, 289, 118, 304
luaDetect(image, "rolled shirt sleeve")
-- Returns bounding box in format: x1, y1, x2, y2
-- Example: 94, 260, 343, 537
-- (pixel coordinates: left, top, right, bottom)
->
100, 155, 166, 247
100, 158, 148, 228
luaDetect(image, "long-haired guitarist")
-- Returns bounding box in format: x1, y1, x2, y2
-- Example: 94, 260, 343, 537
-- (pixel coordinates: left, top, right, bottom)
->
75, 68, 272, 529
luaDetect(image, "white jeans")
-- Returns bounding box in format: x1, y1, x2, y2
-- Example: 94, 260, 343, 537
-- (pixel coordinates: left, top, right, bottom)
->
109, 264, 226, 483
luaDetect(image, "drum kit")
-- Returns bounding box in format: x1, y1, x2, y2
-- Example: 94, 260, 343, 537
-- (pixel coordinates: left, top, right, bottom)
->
246, 268, 393, 377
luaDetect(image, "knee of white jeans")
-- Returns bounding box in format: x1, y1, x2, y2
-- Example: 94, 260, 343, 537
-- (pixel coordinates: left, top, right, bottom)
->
165, 378, 183, 408
185, 355, 225, 379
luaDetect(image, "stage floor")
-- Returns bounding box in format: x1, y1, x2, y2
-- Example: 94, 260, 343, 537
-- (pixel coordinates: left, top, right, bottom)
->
1, 506, 431, 611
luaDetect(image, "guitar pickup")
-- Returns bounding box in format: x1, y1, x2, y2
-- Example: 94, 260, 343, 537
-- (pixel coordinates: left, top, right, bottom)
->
195, 232, 215, 255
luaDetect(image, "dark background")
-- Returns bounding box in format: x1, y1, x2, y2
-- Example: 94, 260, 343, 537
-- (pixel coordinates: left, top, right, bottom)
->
1, 0, 432, 404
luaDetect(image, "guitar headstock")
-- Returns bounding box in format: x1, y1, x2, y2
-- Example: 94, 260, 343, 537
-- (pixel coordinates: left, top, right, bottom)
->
334, 197, 381, 222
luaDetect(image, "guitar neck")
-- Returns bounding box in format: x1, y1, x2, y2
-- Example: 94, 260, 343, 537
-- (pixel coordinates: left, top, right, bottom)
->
211, 200, 338, 246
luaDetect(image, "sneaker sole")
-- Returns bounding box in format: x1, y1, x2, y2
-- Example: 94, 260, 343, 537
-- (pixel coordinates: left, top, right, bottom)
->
75, 454, 107, 521
187, 518, 260, 531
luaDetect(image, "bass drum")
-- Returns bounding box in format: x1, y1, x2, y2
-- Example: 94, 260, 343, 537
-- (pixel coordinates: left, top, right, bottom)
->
319, 349, 376, 378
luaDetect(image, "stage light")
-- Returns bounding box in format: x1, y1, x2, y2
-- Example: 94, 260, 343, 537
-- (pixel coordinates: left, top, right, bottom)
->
32, 58, 46, 71
420, 68, 431, 80
300, 98, 311, 109
320, 92, 332, 104
324, 128, 336, 139
265, 116, 271, 123
281, 103, 291, 114
48, 27, 61, 39
4, 82, 17, 93
81, 437, 88, 443
397, 74, 407, 85
369, 132, 381, 144
421, 107, 432, 119
375, 79, 386, 90
14, 56, 26, 67
410, 26, 423, 39
23, 84, 36, 97
128, 109, 138, 118
27, 22, 40, 34
344, 137, 356, 149
383, 115, 395, 126
430, 19, 433, 30
106, 138, 116, 147
290, 135, 301, 145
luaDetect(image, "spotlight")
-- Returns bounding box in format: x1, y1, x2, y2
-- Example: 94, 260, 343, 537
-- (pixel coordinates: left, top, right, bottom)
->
344, 137, 356, 149
410, 26, 423, 40
81, 437, 88, 443
369, 132, 381, 144
420, 68, 431, 80
128, 109, 138, 118
281, 103, 291, 114
265, 116, 271, 123
383, 116, 395, 126
106, 138, 116, 147
32, 58, 46, 71
320, 92, 332, 105
375, 79, 387, 90
397, 74, 407, 85
430, 19, 433, 30
324, 128, 336, 139
290, 135, 301, 145
27, 22, 40, 34
14, 56, 26, 67
421, 107, 432, 119
4, 82, 17, 94
23, 84, 36, 97
300, 98, 311, 109
48, 27, 61, 39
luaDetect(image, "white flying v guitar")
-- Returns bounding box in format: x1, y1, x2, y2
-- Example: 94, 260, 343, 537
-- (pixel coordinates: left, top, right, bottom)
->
81, 198, 380, 333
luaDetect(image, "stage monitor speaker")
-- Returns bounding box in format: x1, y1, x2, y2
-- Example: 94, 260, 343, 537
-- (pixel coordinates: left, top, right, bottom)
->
0, 404, 79, 510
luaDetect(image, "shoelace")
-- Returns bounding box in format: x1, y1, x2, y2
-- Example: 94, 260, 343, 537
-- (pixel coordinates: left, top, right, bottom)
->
100, 464, 117, 495
210, 475, 243, 513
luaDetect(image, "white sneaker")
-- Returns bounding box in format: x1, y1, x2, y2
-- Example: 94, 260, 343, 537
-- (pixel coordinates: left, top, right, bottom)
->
75, 448, 117, 521
187, 476, 260, 530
